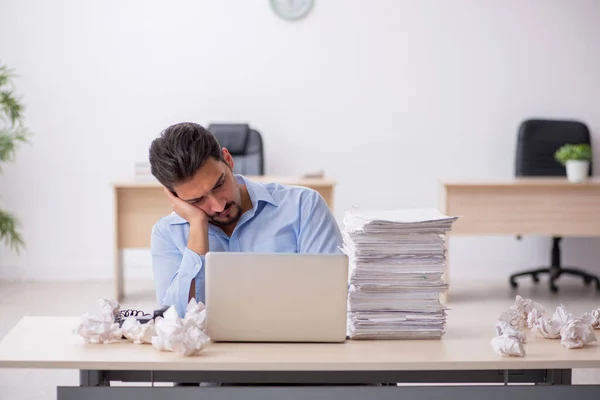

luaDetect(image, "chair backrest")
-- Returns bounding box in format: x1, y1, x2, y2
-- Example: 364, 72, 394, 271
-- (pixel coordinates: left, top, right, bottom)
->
208, 123, 264, 175
515, 119, 592, 177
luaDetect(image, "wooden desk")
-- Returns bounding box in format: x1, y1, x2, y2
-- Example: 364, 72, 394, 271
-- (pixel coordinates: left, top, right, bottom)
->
112, 176, 337, 302
1, 315, 598, 399
440, 177, 600, 286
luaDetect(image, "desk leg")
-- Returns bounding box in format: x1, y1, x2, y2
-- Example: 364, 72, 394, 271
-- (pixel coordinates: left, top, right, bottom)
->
114, 249, 124, 302
114, 187, 125, 303
79, 370, 109, 387
545, 369, 572, 385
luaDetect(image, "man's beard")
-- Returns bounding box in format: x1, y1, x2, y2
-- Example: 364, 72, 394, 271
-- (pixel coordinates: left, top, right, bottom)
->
208, 202, 241, 226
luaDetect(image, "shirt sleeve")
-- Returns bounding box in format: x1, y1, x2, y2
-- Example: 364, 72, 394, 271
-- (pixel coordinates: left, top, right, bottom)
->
297, 189, 343, 254
150, 220, 204, 318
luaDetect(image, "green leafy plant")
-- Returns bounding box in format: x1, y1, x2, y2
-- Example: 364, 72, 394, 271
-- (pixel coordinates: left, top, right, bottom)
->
554, 143, 592, 166
0, 61, 31, 254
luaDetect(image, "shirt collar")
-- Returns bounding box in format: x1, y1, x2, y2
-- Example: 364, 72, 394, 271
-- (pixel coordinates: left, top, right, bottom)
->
168, 173, 278, 225
237, 174, 279, 209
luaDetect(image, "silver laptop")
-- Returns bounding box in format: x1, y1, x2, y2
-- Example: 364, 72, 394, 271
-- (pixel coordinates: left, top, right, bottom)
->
204, 252, 349, 343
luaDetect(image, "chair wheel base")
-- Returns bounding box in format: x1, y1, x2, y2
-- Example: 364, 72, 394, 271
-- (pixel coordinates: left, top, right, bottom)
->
509, 266, 600, 293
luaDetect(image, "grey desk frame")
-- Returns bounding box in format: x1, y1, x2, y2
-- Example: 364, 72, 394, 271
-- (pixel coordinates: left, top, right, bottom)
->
58, 368, 600, 400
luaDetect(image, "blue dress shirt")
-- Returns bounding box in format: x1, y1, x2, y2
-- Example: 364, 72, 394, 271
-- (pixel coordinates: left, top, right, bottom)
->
150, 174, 343, 317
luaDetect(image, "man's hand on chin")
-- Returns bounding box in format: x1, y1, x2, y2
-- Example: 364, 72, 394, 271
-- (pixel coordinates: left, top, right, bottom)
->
163, 186, 209, 302
163, 186, 209, 227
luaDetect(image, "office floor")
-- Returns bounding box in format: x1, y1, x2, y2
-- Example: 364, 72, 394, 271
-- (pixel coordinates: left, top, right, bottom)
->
0, 277, 599, 399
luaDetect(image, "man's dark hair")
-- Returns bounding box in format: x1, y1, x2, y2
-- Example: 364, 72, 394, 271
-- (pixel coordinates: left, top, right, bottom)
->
149, 122, 222, 190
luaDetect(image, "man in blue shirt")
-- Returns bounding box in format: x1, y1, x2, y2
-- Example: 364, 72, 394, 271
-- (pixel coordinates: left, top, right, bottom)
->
148, 122, 343, 317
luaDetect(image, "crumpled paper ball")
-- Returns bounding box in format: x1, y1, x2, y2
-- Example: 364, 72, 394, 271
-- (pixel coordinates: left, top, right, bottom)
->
528, 305, 570, 340
184, 297, 206, 331
495, 296, 600, 355
152, 298, 210, 356
121, 317, 156, 345
581, 309, 600, 330
491, 321, 526, 357
560, 317, 598, 349
74, 298, 122, 344
499, 295, 544, 332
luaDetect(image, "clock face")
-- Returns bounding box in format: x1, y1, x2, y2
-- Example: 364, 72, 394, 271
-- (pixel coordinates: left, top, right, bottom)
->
270, 0, 314, 21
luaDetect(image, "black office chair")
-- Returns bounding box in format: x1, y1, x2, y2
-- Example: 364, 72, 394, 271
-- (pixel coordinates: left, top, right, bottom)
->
208, 123, 264, 175
510, 118, 599, 292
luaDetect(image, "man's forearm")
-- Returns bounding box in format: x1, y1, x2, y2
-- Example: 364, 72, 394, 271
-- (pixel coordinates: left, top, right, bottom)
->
187, 221, 209, 301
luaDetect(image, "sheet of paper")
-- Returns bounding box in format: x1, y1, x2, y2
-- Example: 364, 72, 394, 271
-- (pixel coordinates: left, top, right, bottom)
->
342, 207, 458, 340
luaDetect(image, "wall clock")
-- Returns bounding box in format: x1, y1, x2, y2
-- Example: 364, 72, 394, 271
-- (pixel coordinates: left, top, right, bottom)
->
270, 0, 314, 21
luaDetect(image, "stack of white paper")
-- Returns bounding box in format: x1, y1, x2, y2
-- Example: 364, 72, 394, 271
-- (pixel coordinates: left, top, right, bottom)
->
342, 207, 458, 340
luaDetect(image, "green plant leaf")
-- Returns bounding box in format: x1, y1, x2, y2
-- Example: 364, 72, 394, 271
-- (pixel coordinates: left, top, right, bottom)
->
0, 126, 29, 165
554, 144, 592, 165
0, 129, 18, 163
0, 91, 23, 125
0, 209, 24, 254
0, 61, 29, 253
0, 64, 14, 88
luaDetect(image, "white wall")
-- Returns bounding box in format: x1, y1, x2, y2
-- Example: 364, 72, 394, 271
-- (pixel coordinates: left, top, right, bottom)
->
1, 0, 600, 282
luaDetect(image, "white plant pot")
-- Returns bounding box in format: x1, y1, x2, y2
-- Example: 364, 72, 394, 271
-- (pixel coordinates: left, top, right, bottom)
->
565, 160, 589, 183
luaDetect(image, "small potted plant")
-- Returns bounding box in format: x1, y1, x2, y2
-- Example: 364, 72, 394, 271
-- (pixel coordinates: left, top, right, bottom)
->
554, 143, 592, 183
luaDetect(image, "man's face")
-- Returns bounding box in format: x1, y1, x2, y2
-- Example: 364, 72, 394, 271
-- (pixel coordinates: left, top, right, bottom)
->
173, 149, 243, 226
